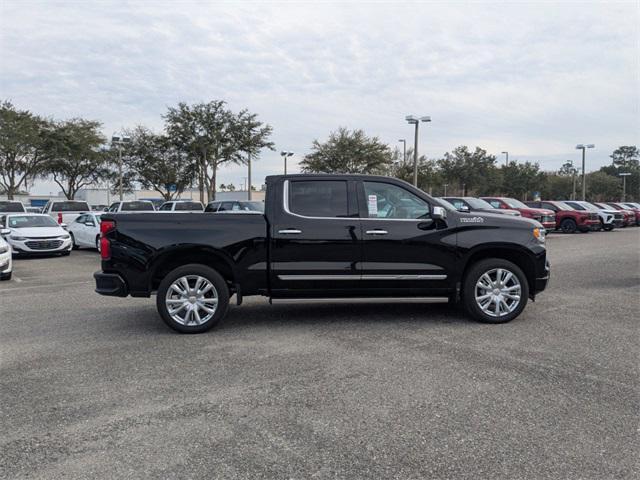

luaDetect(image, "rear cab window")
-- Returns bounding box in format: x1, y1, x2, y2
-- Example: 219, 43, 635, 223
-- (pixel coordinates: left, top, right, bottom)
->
122, 201, 154, 211
288, 180, 349, 218
175, 202, 203, 211
0, 202, 26, 213
51, 201, 90, 212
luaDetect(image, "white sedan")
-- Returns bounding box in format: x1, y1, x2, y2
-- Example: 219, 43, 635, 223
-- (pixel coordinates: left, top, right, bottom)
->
68, 212, 102, 251
0, 231, 12, 280
0, 214, 72, 256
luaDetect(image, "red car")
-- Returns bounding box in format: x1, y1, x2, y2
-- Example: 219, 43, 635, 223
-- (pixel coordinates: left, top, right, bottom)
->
481, 197, 556, 230
525, 200, 599, 233
605, 202, 640, 226
593, 202, 636, 227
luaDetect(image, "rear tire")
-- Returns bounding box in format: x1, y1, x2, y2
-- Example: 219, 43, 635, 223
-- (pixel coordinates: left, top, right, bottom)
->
560, 218, 577, 233
463, 258, 529, 324
156, 264, 229, 333
0, 272, 11, 281
603, 223, 614, 231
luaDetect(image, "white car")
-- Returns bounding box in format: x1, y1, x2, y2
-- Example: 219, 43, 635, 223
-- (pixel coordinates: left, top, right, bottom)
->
157, 200, 204, 212
106, 200, 156, 213
68, 212, 103, 251
563, 200, 622, 230
0, 232, 12, 280
0, 214, 72, 256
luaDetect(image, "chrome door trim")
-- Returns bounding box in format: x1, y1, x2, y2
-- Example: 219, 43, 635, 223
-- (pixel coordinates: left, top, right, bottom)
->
277, 229, 302, 234
277, 274, 447, 281
365, 229, 388, 235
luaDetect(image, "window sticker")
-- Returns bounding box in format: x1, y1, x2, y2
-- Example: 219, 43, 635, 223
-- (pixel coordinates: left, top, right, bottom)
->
368, 195, 378, 217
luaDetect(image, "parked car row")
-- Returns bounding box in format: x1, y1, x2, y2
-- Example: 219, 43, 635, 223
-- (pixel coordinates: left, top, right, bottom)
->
438, 197, 640, 233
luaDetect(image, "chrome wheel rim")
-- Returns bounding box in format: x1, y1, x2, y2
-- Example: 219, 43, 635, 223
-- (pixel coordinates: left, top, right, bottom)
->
475, 268, 521, 318
165, 275, 218, 326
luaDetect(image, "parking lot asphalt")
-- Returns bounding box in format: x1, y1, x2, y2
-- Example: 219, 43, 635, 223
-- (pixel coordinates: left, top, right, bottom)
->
1, 228, 638, 479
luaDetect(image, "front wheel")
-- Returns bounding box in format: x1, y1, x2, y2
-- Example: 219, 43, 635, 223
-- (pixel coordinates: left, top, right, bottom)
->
156, 264, 229, 333
560, 218, 577, 233
70, 232, 79, 250
463, 258, 529, 324
603, 223, 614, 231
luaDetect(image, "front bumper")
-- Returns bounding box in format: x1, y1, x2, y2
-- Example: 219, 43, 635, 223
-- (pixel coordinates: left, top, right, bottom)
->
94, 271, 129, 297
0, 248, 12, 276
541, 221, 556, 230
10, 237, 72, 255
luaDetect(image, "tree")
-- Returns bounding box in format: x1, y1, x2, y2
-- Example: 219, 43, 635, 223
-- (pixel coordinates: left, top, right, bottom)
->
125, 126, 196, 201
299, 127, 393, 174
0, 101, 50, 199
389, 148, 441, 193
540, 173, 574, 200
599, 146, 639, 201
43, 118, 108, 199
500, 161, 545, 200
437, 146, 499, 196
164, 101, 271, 203
586, 171, 621, 201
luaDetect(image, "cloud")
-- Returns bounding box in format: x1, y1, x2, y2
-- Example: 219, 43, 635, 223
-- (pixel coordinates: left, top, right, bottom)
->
1, 0, 638, 192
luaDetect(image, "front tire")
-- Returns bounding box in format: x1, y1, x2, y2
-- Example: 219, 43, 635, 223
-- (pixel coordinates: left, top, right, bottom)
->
156, 264, 229, 333
70, 233, 79, 250
463, 258, 529, 324
0, 272, 11, 281
560, 218, 577, 233
603, 223, 614, 231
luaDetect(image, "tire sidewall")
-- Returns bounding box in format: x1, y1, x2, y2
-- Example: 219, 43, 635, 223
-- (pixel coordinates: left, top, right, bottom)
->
156, 264, 229, 333
70, 232, 79, 250
463, 258, 529, 324
561, 218, 576, 233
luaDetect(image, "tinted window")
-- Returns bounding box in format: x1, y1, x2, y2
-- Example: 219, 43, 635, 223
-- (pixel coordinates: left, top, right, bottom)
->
486, 199, 502, 209
51, 201, 90, 212
565, 201, 585, 211
541, 202, 557, 211
219, 202, 234, 212
289, 181, 348, 218
205, 202, 220, 212
363, 182, 430, 219
0, 202, 26, 212
446, 198, 466, 210
121, 201, 154, 211
175, 202, 203, 211
159, 203, 173, 211
75, 214, 87, 223
503, 198, 528, 209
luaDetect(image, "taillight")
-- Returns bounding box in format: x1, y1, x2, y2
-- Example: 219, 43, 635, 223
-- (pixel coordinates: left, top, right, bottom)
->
100, 220, 116, 260
57, 212, 63, 224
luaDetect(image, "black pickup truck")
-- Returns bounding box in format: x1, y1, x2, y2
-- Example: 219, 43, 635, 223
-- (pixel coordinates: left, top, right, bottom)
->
95, 174, 550, 333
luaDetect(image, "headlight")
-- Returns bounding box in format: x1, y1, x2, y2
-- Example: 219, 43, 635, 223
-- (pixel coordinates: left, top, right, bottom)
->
533, 227, 546, 243
60, 234, 70, 239
0, 246, 8, 254
10, 235, 25, 241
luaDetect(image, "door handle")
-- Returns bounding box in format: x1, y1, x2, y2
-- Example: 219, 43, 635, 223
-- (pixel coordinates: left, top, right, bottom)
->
278, 229, 302, 234
365, 229, 388, 235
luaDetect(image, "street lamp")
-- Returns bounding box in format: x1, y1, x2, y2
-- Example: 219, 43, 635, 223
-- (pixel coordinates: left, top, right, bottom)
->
405, 115, 431, 187
575, 144, 595, 200
398, 139, 406, 162
443, 183, 448, 196
280, 151, 294, 175
619, 172, 631, 201
501, 151, 509, 165
112, 135, 131, 201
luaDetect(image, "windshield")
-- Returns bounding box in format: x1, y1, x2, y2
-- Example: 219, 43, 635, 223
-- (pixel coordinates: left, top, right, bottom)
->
8, 215, 59, 228
551, 201, 572, 211
240, 201, 264, 212
121, 201, 155, 211
436, 198, 456, 210
465, 198, 494, 209
0, 202, 25, 212
503, 198, 528, 209
582, 202, 602, 211
51, 201, 90, 212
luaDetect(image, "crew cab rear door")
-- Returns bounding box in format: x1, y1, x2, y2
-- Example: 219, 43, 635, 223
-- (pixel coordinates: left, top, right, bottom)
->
357, 180, 452, 292
269, 178, 361, 295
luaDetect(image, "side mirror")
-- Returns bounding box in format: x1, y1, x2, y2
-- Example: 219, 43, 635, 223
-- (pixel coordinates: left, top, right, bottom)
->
60, 223, 68, 230
458, 205, 470, 212
432, 206, 447, 220
0, 228, 10, 236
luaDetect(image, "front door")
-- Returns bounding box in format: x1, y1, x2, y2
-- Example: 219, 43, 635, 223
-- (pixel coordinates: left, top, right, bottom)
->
357, 180, 453, 294
269, 178, 361, 296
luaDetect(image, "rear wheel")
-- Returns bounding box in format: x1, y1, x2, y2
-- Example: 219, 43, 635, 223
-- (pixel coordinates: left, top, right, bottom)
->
156, 264, 229, 333
0, 271, 11, 281
463, 258, 529, 324
560, 218, 577, 233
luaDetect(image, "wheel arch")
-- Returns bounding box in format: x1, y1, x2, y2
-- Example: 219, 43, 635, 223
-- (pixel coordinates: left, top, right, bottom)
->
461, 245, 536, 297
149, 246, 236, 293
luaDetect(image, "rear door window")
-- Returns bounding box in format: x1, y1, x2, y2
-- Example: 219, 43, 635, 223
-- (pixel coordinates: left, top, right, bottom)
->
288, 181, 349, 218
51, 201, 90, 212
159, 203, 173, 211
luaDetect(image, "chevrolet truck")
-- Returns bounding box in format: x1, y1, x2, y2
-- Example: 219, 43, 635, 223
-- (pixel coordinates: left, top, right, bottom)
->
95, 175, 550, 333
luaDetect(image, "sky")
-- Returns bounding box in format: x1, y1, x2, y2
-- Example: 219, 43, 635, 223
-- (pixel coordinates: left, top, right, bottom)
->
1, 0, 638, 194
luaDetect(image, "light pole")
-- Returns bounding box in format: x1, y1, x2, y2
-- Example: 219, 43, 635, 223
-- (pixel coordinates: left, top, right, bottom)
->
398, 139, 406, 162
619, 172, 631, 201
443, 183, 448, 196
576, 144, 595, 200
280, 151, 294, 175
112, 135, 131, 201
501, 151, 509, 165
405, 115, 431, 187
247, 153, 252, 200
